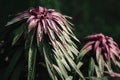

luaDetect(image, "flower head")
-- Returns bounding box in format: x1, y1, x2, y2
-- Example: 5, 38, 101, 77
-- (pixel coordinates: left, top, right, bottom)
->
81, 33, 120, 77
82, 33, 120, 62
6, 6, 82, 79
6, 6, 76, 42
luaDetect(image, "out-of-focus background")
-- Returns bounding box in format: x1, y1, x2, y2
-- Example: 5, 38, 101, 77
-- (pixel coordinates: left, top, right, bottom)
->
0, 0, 120, 41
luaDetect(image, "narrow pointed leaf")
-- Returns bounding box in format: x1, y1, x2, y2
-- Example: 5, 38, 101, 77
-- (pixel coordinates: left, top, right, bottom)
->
89, 58, 95, 77
28, 44, 37, 80
43, 47, 56, 80
12, 23, 26, 45
25, 30, 36, 80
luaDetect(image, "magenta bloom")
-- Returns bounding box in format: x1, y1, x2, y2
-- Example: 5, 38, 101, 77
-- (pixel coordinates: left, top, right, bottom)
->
83, 33, 120, 60
81, 33, 120, 77
82, 33, 120, 61
6, 6, 82, 79
6, 6, 76, 42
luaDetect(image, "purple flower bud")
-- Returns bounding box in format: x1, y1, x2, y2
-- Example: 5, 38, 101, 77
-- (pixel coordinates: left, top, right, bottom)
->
83, 33, 120, 61
81, 33, 120, 77
7, 6, 75, 42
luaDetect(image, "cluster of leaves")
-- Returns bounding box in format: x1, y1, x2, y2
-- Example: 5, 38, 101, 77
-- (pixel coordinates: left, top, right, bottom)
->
0, 6, 84, 80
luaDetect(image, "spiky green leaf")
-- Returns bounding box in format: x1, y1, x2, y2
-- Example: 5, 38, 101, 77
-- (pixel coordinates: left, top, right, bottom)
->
12, 23, 26, 45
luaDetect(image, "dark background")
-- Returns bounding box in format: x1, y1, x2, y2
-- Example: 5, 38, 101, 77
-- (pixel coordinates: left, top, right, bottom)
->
0, 0, 120, 41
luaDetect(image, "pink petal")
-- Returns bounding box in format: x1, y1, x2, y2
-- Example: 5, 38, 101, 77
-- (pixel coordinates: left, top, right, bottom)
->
31, 8, 39, 14
51, 12, 62, 18
46, 19, 60, 33
103, 43, 110, 55
102, 38, 106, 44
50, 20, 59, 33
96, 47, 101, 60
52, 17, 68, 33
41, 20, 48, 34
82, 45, 92, 54
17, 11, 30, 18
48, 9, 55, 12
52, 16, 64, 26
110, 48, 120, 58
104, 52, 109, 59
39, 6, 45, 13
27, 15, 35, 22
108, 39, 118, 47
82, 41, 95, 49
94, 40, 100, 50
46, 19, 53, 30
109, 43, 119, 51
85, 34, 97, 39
28, 19, 37, 31
47, 27, 55, 41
